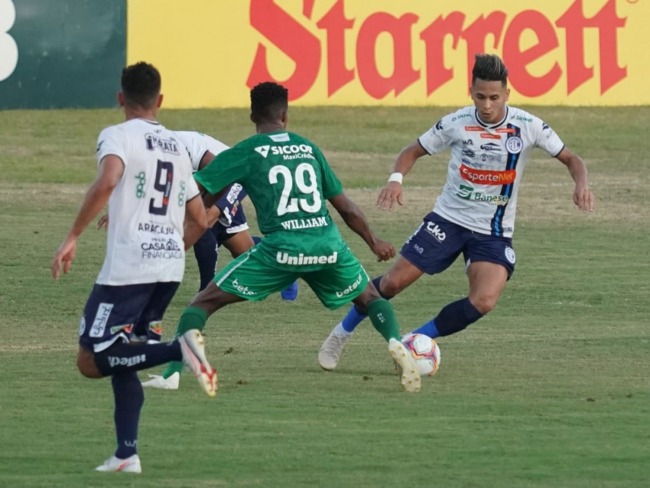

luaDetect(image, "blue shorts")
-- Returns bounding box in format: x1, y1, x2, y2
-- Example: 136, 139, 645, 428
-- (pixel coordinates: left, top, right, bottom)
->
215, 184, 249, 241
214, 205, 248, 244
79, 282, 180, 352
400, 212, 516, 277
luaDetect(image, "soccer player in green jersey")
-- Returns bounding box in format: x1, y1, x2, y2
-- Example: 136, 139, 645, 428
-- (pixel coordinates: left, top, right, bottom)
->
170, 81, 421, 393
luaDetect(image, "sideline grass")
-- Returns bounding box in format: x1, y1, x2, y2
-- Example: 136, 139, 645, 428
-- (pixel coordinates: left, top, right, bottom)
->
0, 106, 648, 487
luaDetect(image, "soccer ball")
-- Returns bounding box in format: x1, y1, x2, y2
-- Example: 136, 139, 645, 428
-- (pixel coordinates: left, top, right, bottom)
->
402, 333, 441, 376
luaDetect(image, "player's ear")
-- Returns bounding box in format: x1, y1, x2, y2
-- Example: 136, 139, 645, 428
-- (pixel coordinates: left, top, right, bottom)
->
281, 109, 288, 127
156, 94, 163, 108
250, 113, 256, 124
117, 91, 125, 107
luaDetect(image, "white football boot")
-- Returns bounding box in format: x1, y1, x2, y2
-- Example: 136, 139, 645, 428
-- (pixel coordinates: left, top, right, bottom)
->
179, 330, 217, 397
388, 338, 421, 393
318, 328, 351, 370
95, 454, 141, 473
141, 372, 180, 390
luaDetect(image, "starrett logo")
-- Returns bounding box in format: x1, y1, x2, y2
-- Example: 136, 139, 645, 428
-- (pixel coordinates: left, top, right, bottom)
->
247, 0, 627, 100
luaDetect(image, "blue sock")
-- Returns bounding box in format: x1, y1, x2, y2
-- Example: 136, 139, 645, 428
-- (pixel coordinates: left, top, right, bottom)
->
341, 305, 367, 333
94, 341, 182, 376
280, 280, 299, 301
413, 319, 441, 339
112, 372, 144, 459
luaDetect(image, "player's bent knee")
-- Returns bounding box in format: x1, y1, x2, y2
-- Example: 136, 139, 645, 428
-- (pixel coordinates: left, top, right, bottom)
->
76, 347, 103, 379
469, 296, 498, 315
379, 275, 405, 297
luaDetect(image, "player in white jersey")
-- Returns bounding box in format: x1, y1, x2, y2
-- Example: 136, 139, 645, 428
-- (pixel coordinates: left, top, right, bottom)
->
50, 62, 217, 474
318, 53, 595, 371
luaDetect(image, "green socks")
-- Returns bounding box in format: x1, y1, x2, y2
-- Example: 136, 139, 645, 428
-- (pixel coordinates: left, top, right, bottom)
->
161, 306, 208, 379
366, 298, 401, 342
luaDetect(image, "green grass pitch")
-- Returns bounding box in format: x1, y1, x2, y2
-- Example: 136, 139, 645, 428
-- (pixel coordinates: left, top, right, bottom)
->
0, 105, 648, 487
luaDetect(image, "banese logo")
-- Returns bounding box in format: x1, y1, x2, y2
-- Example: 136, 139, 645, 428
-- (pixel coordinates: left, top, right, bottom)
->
0, 0, 18, 82
247, 0, 627, 100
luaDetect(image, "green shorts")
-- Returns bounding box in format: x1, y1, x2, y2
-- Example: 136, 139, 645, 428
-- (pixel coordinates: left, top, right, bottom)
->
214, 242, 369, 310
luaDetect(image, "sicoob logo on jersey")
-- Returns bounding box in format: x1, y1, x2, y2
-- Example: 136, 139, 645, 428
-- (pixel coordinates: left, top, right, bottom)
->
255, 144, 315, 160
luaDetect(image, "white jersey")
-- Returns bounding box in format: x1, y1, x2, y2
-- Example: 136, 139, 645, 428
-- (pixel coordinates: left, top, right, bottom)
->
173, 131, 229, 171
418, 106, 564, 237
95, 119, 200, 285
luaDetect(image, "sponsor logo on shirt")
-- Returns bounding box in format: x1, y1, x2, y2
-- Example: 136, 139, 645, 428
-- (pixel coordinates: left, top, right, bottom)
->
480, 143, 501, 152
464, 126, 484, 131
145, 134, 181, 155
141, 238, 183, 259
480, 132, 501, 139
276, 251, 338, 265
460, 164, 516, 185
456, 184, 511, 204
135, 171, 146, 199
255, 144, 315, 161
335, 273, 363, 298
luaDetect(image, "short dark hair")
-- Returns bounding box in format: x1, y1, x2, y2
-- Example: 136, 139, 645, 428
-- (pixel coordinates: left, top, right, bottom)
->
250, 82, 288, 124
472, 54, 508, 86
121, 62, 161, 108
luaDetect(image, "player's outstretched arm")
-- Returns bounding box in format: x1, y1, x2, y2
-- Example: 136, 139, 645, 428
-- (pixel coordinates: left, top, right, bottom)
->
376, 141, 428, 211
329, 193, 395, 262
51, 155, 123, 280
555, 148, 595, 212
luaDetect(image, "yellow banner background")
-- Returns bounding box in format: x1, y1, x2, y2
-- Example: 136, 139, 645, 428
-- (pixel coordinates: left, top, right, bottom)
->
128, 0, 649, 108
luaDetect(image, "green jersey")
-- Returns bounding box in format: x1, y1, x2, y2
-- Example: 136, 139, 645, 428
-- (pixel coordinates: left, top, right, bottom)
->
195, 130, 345, 256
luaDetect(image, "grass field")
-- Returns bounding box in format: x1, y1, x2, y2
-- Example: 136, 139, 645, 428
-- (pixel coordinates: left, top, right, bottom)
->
0, 105, 648, 487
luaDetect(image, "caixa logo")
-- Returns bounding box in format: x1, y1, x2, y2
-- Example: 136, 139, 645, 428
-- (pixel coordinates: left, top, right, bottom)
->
0, 0, 18, 81
247, 0, 627, 100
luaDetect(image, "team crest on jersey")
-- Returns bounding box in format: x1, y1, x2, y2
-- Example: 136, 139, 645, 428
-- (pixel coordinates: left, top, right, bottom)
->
506, 136, 523, 154
504, 246, 516, 264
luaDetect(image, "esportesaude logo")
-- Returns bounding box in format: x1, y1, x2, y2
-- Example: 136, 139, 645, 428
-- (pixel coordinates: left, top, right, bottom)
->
459, 164, 516, 185
0, 0, 18, 81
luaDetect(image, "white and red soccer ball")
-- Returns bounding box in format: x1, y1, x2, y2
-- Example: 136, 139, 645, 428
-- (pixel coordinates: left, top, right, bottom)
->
402, 333, 441, 376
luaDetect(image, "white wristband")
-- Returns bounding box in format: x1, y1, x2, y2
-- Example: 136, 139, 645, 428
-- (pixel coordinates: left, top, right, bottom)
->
388, 172, 403, 184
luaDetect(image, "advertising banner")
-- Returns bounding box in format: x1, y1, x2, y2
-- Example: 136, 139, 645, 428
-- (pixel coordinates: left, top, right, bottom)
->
0, 0, 126, 109
128, 0, 649, 107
